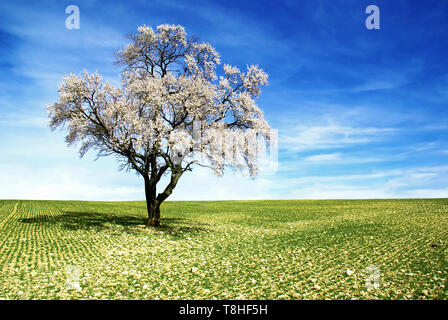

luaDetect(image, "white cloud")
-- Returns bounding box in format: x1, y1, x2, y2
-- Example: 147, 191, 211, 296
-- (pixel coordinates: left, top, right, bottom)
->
284, 171, 400, 185
166, 166, 274, 201
280, 123, 396, 152
303, 153, 341, 161
0, 159, 276, 201
299, 153, 387, 165
400, 188, 448, 198
353, 81, 404, 92
1, 158, 447, 201
283, 184, 391, 200
0, 162, 143, 201
0, 116, 48, 128
384, 165, 448, 189
277, 166, 448, 200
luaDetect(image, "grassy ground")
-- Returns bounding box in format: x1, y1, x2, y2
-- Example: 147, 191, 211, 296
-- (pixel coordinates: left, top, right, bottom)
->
0, 199, 447, 299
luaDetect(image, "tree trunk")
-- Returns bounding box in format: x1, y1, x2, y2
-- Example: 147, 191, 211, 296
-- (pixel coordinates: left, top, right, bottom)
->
146, 202, 160, 227
144, 177, 160, 227
143, 165, 183, 227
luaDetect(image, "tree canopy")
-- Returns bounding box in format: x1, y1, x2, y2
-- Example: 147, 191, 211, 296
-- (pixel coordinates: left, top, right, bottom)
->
47, 24, 272, 226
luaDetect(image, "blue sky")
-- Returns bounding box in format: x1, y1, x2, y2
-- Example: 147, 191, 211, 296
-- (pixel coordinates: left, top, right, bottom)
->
1, 0, 448, 200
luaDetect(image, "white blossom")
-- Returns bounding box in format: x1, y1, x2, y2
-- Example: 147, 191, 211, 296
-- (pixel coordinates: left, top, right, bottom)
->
47, 24, 272, 225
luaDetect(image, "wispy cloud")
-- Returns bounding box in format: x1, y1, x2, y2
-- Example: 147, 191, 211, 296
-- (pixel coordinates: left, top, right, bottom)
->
280, 123, 396, 152
271, 166, 448, 200
301, 152, 386, 164
0, 116, 48, 128
303, 153, 341, 161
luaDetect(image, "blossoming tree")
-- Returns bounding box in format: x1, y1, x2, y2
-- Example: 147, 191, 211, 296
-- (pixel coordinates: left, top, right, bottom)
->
47, 24, 272, 226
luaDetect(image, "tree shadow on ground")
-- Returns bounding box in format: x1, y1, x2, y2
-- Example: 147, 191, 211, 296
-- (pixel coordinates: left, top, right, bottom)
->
18, 212, 212, 237
155, 218, 213, 237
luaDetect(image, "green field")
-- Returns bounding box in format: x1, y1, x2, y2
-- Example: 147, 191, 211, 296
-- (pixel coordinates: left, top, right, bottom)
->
0, 199, 447, 299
